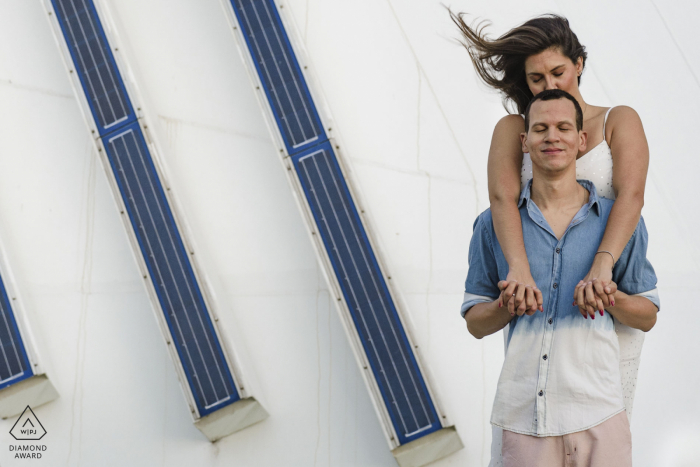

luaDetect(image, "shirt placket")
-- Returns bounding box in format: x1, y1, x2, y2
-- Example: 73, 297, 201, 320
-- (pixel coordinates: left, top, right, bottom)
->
534, 237, 564, 435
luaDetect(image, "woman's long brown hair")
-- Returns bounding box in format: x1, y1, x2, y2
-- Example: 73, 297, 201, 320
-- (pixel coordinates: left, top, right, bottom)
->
450, 11, 588, 115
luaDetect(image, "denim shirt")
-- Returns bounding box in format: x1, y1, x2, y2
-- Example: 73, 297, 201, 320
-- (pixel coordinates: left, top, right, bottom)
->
461, 180, 659, 436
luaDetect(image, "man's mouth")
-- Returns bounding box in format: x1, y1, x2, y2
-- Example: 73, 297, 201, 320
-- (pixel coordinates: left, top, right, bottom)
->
542, 147, 564, 154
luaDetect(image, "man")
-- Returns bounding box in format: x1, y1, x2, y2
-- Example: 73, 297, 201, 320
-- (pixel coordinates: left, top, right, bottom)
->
460, 89, 659, 466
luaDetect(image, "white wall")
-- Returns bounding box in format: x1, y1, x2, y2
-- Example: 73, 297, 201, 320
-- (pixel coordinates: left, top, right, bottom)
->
0, 0, 697, 465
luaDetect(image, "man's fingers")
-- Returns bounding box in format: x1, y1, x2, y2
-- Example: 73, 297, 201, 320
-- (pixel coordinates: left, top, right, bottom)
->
573, 280, 584, 301
576, 285, 587, 318
515, 284, 527, 316
584, 282, 597, 319
503, 281, 518, 308
525, 287, 537, 312
498, 280, 510, 291
592, 279, 609, 308
534, 287, 544, 312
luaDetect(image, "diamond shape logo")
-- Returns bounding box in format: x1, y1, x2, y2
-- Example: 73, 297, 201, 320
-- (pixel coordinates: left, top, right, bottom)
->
10, 406, 46, 441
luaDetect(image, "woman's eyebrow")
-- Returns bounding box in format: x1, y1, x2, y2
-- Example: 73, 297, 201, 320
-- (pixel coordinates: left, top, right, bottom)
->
527, 64, 567, 76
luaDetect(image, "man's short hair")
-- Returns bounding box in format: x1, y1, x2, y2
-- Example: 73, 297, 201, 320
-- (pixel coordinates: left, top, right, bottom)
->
523, 89, 583, 132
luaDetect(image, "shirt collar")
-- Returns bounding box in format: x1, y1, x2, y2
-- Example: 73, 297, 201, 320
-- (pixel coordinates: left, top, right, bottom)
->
518, 179, 602, 216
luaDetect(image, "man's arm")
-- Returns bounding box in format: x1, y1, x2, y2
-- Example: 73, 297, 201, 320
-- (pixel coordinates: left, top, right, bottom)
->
465, 299, 514, 339
608, 289, 657, 332
460, 211, 504, 337
577, 281, 658, 331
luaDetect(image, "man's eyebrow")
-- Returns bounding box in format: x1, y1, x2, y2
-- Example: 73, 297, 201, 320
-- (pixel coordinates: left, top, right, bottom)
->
527, 64, 567, 76
529, 119, 575, 127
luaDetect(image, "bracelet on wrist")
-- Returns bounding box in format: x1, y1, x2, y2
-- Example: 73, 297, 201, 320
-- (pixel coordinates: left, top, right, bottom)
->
595, 250, 615, 267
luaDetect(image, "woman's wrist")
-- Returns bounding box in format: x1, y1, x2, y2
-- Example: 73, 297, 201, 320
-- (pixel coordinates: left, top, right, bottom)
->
591, 252, 615, 271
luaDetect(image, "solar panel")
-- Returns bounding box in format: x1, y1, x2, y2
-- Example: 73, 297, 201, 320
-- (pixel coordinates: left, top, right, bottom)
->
51, 0, 135, 136
49, 0, 244, 420
0, 275, 32, 391
294, 143, 440, 443
231, 0, 324, 154
105, 123, 239, 415
225, 0, 458, 450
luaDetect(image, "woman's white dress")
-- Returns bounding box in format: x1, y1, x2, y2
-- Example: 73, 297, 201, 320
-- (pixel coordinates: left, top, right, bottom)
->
488, 108, 645, 466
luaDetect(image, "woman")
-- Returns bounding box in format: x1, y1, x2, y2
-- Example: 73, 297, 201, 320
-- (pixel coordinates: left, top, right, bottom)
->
451, 12, 650, 465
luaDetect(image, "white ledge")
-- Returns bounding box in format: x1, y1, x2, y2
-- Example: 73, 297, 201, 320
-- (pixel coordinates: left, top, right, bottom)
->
194, 397, 268, 442
391, 426, 463, 467
0, 374, 59, 419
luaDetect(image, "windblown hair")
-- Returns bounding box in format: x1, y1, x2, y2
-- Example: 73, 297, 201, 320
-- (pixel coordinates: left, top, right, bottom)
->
450, 11, 587, 115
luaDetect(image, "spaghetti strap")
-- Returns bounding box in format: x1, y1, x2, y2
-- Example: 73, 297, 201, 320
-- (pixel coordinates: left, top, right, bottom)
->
603, 107, 614, 144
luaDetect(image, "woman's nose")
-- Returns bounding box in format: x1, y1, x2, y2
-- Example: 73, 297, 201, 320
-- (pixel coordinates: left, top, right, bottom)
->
544, 76, 557, 90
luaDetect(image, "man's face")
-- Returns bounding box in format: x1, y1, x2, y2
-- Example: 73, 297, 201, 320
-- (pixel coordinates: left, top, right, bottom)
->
521, 98, 587, 174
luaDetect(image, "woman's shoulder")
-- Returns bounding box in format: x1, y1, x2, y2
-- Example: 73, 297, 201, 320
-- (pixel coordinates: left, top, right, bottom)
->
604, 105, 645, 144
493, 113, 525, 135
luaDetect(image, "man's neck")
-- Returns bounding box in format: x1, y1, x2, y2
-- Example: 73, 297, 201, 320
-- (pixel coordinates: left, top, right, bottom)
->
530, 170, 588, 211
529, 170, 590, 239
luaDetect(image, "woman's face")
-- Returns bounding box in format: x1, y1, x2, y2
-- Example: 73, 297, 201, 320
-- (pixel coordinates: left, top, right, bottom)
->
524, 47, 583, 97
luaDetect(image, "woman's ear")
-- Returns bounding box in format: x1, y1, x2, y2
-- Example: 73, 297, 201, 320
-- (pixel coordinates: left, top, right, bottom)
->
576, 56, 584, 76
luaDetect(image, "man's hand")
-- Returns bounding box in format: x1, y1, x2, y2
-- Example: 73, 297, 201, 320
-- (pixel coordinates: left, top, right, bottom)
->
574, 278, 618, 319
502, 268, 544, 315
498, 280, 543, 317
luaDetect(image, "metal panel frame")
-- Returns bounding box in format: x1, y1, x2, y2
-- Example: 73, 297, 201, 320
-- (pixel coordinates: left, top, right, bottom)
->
219, 0, 454, 449
43, 0, 253, 422
0, 246, 39, 391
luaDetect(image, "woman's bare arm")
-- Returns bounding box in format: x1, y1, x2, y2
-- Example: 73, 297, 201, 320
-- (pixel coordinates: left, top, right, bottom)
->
487, 114, 542, 310
579, 106, 648, 285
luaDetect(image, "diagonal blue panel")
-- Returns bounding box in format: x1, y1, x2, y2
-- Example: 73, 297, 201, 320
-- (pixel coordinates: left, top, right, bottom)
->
228, 0, 447, 446
51, 0, 240, 418
293, 142, 440, 444
230, 0, 324, 154
104, 123, 239, 416
51, 0, 136, 137
0, 276, 33, 391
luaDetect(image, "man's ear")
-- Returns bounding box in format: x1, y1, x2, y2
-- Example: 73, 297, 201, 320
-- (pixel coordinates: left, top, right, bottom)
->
520, 132, 529, 153
578, 130, 588, 153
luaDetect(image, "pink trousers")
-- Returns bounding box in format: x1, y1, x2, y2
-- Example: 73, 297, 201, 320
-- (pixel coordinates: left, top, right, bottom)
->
502, 412, 632, 467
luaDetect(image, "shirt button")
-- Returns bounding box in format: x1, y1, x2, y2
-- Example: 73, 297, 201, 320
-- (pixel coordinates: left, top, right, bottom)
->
543, 354, 548, 360
556, 248, 561, 254
538, 390, 544, 396
548, 318, 553, 324
553, 283, 558, 289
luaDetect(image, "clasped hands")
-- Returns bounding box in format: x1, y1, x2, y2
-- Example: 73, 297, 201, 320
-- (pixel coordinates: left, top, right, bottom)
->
498, 278, 618, 320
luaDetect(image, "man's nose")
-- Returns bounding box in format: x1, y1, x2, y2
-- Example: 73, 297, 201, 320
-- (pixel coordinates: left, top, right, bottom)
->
544, 129, 560, 142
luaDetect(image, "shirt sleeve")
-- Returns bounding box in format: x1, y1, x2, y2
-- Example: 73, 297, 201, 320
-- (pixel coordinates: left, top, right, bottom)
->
612, 216, 660, 311
461, 212, 501, 318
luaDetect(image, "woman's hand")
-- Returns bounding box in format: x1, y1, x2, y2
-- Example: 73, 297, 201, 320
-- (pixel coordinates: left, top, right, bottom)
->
574, 278, 618, 319
498, 280, 543, 317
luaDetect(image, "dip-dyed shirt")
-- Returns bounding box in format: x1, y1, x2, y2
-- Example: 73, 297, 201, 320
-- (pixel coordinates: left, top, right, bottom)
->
461, 180, 659, 436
